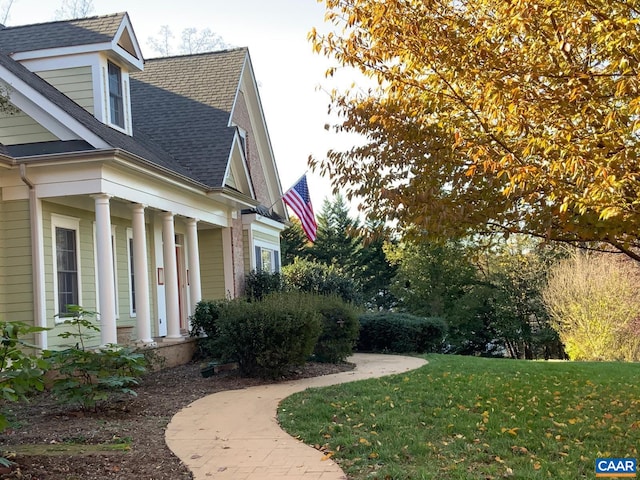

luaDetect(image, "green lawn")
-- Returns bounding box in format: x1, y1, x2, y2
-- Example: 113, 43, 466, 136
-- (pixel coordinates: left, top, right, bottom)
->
278, 354, 640, 479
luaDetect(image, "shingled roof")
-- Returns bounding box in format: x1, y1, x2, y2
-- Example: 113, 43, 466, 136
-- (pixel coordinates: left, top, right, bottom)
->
130, 49, 248, 189
0, 14, 254, 191
0, 51, 199, 183
0, 13, 125, 54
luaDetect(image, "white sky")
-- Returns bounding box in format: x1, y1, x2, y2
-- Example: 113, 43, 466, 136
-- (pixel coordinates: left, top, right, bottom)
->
4, 0, 359, 213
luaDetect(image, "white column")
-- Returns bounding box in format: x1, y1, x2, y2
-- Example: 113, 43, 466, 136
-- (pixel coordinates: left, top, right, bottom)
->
132, 204, 153, 344
29, 193, 48, 349
93, 194, 117, 345
185, 218, 202, 317
162, 212, 182, 340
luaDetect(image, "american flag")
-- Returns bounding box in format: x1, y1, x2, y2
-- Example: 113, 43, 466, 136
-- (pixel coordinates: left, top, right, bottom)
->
282, 174, 317, 242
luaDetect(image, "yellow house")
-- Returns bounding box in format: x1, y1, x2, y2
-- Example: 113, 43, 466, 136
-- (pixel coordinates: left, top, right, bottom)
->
0, 13, 287, 349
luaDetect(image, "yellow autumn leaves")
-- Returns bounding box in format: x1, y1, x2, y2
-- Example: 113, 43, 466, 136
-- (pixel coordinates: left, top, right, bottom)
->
311, 0, 640, 257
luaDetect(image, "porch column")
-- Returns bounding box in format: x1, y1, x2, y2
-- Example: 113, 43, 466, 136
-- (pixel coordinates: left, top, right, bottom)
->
162, 212, 182, 340
185, 218, 202, 317
132, 204, 154, 344
93, 194, 117, 345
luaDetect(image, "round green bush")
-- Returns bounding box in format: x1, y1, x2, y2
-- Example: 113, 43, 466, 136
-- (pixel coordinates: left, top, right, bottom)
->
215, 292, 322, 378
310, 295, 360, 363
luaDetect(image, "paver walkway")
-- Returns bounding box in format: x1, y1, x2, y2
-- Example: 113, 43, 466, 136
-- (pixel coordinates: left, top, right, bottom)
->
166, 353, 427, 480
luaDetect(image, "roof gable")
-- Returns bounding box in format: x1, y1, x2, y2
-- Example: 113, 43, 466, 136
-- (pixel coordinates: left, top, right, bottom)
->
0, 52, 197, 181
130, 49, 248, 189
0, 13, 143, 71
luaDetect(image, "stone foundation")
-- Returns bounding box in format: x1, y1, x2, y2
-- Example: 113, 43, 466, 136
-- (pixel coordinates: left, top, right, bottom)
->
147, 337, 198, 370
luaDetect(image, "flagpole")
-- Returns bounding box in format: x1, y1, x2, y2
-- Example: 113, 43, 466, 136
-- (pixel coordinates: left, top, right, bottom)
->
267, 169, 310, 210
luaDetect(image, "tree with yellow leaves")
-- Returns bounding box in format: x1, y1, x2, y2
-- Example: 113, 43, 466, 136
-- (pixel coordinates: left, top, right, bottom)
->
310, 0, 640, 260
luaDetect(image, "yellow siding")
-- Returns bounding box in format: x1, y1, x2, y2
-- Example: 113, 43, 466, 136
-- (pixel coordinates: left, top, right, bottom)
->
37, 67, 95, 114
0, 200, 33, 324
42, 202, 97, 349
0, 108, 58, 145
108, 220, 156, 333
199, 229, 226, 300
0, 200, 3, 318
111, 220, 135, 328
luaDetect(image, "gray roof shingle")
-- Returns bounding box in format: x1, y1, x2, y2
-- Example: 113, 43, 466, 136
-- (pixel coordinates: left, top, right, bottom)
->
0, 13, 125, 54
0, 51, 199, 183
0, 14, 251, 191
130, 49, 248, 189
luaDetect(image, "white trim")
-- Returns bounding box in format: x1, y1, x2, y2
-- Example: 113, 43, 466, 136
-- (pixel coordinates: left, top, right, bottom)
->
31, 195, 48, 349
241, 212, 286, 232
254, 240, 280, 273
51, 213, 82, 322
153, 216, 167, 336
11, 43, 114, 62
112, 14, 144, 70
224, 132, 255, 198
19, 53, 101, 73
234, 54, 285, 216
103, 58, 130, 134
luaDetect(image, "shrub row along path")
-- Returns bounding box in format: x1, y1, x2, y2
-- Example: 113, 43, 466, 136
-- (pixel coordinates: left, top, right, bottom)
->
166, 353, 427, 480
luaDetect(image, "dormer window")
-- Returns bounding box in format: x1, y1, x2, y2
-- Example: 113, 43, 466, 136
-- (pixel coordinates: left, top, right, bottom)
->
108, 61, 124, 128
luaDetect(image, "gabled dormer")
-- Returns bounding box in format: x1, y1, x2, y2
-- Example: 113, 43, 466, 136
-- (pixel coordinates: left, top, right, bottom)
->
0, 13, 143, 136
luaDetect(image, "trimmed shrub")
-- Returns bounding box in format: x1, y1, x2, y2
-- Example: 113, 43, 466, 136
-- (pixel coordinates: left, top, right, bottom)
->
245, 270, 283, 301
215, 292, 322, 378
189, 299, 228, 360
310, 295, 360, 363
282, 259, 361, 304
358, 312, 447, 353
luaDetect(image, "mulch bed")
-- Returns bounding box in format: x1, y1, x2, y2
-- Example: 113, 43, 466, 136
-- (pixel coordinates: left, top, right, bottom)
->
0, 361, 354, 479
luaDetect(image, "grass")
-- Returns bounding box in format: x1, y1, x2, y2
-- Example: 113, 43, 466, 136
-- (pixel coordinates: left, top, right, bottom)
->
278, 354, 640, 479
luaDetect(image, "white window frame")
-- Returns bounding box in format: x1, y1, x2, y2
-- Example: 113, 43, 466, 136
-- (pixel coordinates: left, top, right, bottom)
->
107, 60, 125, 129
238, 128, 247, 158
126, 228, 136, 317
51, 214, 82, 322
254, 240, 280, 273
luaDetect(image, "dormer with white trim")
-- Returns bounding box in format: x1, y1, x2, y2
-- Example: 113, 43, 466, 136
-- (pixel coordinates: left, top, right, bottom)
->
0, 13, 143, 136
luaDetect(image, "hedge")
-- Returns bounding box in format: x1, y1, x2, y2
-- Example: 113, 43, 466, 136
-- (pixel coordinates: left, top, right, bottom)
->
357, 312, 447, 353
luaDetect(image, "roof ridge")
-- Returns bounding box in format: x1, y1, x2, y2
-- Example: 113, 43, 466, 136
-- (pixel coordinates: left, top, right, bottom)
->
1, 12, 125, 31
145, 46, 248, 62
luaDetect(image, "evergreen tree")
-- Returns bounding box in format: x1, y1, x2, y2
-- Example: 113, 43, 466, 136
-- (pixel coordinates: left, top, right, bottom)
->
280, 218, 309, 267
354, 224, 397, 310
308, 195, 360, 269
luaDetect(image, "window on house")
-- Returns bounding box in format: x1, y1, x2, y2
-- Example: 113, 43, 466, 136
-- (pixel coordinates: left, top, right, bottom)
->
238, 129, 247, 157
108, 61, 124, 128
127, 232, 136, 315
255, 245, 280, 273
109, 231, 120, 318
53, 216, 81, 317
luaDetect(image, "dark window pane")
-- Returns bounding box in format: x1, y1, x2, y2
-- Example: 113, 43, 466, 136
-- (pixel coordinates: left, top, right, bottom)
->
56, 227, 78, 314
108, 61, 124, 128
129, 238, 136, 313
